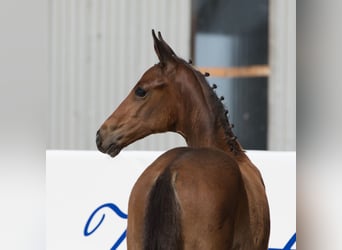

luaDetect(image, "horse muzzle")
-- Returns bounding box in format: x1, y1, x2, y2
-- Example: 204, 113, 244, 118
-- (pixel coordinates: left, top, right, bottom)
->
96, 129, 123, 157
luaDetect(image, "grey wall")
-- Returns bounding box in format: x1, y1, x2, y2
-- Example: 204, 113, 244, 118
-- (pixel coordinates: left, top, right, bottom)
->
48, 0, 191, 150
268, 0, 296, 150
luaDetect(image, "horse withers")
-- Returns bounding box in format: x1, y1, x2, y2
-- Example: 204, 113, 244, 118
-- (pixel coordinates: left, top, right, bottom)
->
96, 30, 270, 250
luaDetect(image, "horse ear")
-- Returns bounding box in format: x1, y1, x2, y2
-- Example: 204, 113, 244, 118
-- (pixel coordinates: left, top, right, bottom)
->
152, 30, 176, 68
157, 31, 176, 56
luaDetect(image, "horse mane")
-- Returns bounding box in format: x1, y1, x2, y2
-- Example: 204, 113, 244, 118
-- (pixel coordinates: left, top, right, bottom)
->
152, 30, 243, 154
175, 57, 243, 154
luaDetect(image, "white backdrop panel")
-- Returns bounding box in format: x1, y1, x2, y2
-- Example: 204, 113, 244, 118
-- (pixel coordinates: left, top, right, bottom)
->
47, 150, 296, 249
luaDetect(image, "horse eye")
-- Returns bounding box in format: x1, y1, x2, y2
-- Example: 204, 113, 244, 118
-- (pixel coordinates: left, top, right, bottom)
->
135, 87, 147, 97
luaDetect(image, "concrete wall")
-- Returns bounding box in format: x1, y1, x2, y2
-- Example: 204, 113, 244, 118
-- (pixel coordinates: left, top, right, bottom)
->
268, 0, 296, 150
48, 0, 191, 150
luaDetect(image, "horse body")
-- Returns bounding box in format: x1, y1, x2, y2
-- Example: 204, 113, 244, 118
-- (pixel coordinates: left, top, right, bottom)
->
96, 30, 270, 249
128, 147, 251, 250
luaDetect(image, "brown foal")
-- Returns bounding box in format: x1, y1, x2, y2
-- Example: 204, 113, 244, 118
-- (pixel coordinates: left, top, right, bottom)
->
96, 30, 270, 250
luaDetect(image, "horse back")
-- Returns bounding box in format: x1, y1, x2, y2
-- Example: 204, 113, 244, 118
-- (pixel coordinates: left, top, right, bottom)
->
127, 147, 254, 250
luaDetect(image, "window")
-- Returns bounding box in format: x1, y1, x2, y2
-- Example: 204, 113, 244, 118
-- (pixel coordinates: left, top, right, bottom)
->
192, 0, 269, 149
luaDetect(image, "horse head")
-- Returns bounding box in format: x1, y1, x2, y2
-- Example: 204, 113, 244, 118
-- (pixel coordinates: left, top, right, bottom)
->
96, 30, 194, 157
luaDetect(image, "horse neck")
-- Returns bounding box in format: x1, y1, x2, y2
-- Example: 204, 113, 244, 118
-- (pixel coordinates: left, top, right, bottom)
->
175, 70, 247, 161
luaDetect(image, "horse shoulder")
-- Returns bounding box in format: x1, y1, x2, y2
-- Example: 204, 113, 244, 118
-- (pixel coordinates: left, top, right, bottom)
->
169, 148, 245, 249
126, 147, 190, 249
236, 158, 270, 249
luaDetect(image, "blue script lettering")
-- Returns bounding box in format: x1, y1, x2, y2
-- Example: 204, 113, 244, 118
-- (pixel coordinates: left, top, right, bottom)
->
84, 203, 296, 250
84, 203, 128, 250
269, 233, 296, 250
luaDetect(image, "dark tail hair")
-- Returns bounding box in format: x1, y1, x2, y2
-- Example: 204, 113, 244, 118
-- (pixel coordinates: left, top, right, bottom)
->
143, 167, 183, 250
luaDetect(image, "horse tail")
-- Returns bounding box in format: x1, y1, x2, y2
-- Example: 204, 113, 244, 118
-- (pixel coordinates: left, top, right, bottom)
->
143, 167, 183, 250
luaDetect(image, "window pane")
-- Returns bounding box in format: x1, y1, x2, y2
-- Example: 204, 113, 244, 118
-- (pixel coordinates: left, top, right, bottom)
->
192, 0, 269, 149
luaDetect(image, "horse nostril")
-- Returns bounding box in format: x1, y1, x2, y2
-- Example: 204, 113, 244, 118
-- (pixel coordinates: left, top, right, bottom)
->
96, 130, 102, 147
